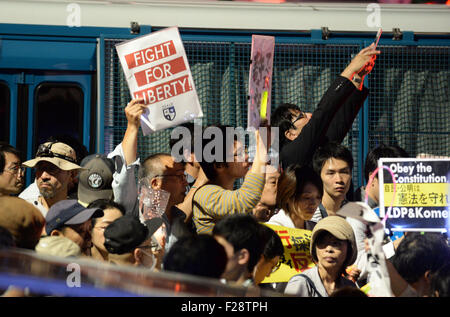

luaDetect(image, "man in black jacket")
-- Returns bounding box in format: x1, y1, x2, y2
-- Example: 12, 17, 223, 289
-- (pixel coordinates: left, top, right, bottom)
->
271, 44, 379, 170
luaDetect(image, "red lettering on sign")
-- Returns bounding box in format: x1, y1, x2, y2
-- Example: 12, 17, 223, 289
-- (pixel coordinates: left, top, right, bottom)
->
290, 252, 311, 272
134, 56, 186, 87
125, 41, 176, 69
133, 75, 192, 105
276, 230, 292, 249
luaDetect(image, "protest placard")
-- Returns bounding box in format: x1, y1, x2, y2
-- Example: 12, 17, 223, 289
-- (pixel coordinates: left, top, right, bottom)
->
261, 223, 314, 283
116, 27, 203, 135
378, 158, 450, 233
247, 35, 275, 129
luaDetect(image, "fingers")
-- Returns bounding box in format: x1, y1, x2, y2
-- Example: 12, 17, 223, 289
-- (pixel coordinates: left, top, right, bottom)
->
126, 98, 146, 109
125, 98, 147, 125
357, 44, 380, 60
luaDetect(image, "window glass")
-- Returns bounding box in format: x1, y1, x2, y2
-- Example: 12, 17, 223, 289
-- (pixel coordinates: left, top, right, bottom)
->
34, 83, 84, 148
0, 82, 10, 142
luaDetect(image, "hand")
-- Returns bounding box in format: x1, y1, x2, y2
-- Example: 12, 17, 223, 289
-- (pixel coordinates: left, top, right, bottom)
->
252, 202, 275, 222
125, 98, 146, 129
341, 43, 380, 81
251, 128, 268, 174
345, 265, 361, 283
357, 54, 376, 78
255, 128, 268, 162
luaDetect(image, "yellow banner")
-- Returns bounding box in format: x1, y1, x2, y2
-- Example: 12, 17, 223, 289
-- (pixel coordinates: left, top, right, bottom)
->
383, 183, 449, 207
261, 223, 315, 283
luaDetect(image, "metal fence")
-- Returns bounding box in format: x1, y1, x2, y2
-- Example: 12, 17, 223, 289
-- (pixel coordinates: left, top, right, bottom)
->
102, 31, 450, 188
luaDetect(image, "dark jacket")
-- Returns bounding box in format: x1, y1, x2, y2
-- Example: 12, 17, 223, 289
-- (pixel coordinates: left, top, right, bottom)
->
280, 76, 369, 169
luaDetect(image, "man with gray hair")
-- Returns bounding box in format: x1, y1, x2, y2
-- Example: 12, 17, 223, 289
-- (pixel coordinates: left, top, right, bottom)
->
138, 152, 191, 251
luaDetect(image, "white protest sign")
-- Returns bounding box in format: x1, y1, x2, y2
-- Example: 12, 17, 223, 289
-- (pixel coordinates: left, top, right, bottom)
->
378, 158, 450, 233
338, 201, 380, 224
338, 203, 393, 297
116, 27, 203, 135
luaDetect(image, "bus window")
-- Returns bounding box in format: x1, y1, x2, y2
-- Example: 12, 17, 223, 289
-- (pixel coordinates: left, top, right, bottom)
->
0, 82, 10, 142
33, 83, 84, 148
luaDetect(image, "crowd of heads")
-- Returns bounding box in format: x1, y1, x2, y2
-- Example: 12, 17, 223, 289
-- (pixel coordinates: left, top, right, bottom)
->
0, 97, 448, 297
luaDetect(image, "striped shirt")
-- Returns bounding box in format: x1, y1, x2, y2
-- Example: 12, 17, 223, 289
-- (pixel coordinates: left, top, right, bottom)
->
192, 172, 265, 235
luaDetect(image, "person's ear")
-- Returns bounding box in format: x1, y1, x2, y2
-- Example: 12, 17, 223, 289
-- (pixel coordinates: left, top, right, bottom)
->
424, 270, 432, 283
69, 170, 79, 184
368, 172, 378, 187
150, 177, 162, 190
237, 249, 250, 266
133, 248, 143, 265
50, 229, 62, 237
182, 148, 193, 163
284, 129, 297, 141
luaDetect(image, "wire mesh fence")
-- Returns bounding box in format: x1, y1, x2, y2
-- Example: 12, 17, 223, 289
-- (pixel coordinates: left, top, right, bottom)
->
103, 35, 450, 188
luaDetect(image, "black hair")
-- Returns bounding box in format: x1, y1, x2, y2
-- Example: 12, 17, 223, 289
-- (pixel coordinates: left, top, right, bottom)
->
198, 124, 237, 181
312, 142, 354, 175
430, 262, 450, 297
87, 199, 126, 226
364, 144, 408, 182
270, 103, 301, 149
212, 214, 264, 273
46, 134, 89, 165
169, 122, 201, 155
163, 234, 227, 279
259, 225, 284, 260
0, 142, 22, 175
392, 233, 450, 285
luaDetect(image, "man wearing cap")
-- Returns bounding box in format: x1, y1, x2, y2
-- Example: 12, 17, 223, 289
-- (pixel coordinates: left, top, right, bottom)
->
103, 215, 163, 268
20, 142, 83, 217
77, 154, 115, 206
45, 199, 103, 256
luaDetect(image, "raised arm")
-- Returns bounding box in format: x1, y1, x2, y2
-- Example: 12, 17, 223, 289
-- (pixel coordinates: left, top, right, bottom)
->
280, 44, 380, 169
325, 44, 379, 144
109, 99, 147, 218
122, 99, 146, 165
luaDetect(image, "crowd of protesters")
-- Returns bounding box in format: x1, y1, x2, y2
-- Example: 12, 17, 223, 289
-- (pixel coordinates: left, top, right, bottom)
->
0, 43, 449, 297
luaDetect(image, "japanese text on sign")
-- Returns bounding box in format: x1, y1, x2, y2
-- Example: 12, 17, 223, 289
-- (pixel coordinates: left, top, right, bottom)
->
262, 224, 315, 283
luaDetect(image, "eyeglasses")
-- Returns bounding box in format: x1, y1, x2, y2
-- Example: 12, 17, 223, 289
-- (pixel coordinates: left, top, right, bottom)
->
291, 111, 306, 124
35, 142, 77, 164
3, 164, 25, 175
155, 174, 187, 181
271, 260, 282, 274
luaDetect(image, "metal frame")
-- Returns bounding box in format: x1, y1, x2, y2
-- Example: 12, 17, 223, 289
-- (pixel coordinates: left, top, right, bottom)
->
1, 22, 450, 187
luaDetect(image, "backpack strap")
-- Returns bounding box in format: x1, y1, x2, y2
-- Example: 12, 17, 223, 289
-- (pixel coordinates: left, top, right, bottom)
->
318, 204, 328, 220
298, 274, 323, 297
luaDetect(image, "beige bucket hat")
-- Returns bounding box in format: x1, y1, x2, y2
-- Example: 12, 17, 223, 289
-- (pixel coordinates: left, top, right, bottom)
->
23, 142, 82, 171
310, 215, 357, 266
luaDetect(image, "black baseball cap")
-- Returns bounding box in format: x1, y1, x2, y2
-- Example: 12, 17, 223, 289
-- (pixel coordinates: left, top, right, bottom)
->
104, 215, 163, 255
78, 154, 115, 206
45, 199, 104, 235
